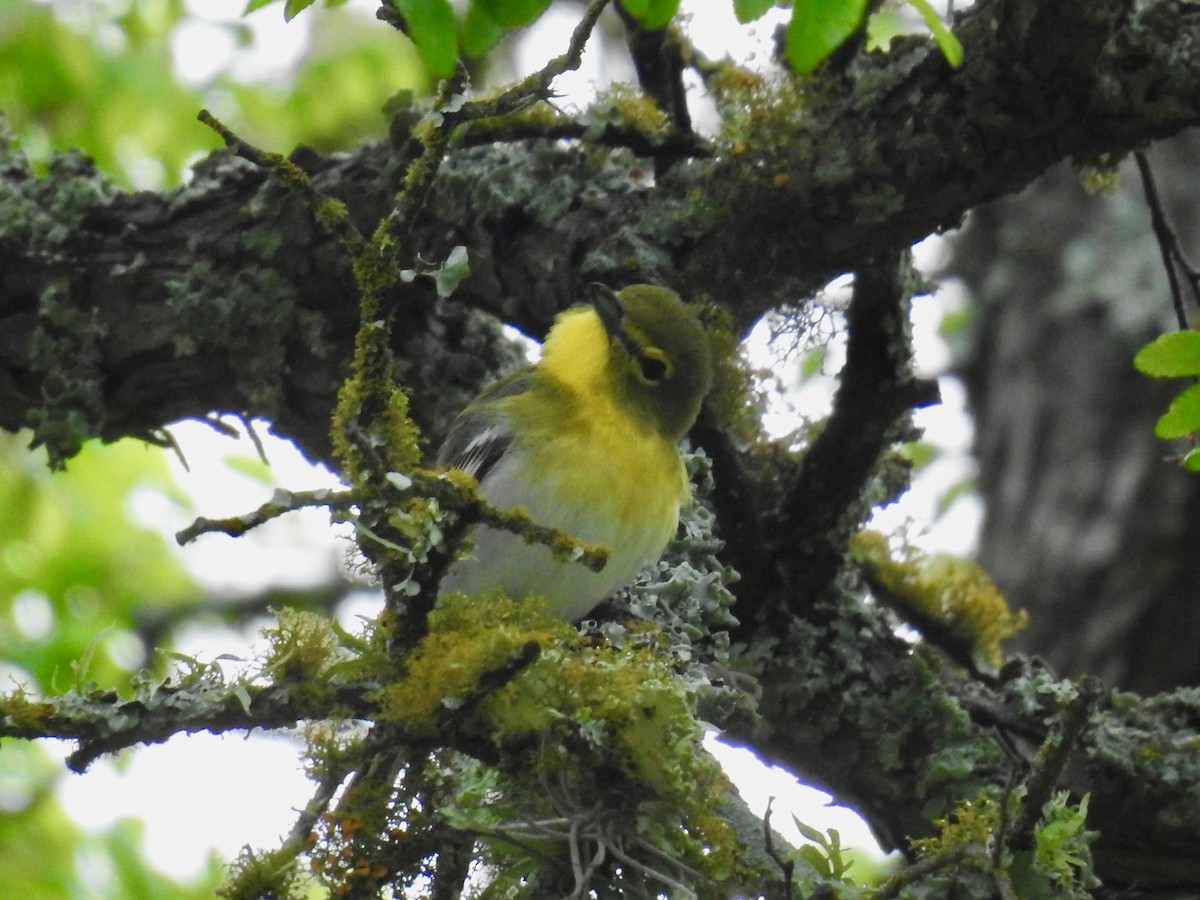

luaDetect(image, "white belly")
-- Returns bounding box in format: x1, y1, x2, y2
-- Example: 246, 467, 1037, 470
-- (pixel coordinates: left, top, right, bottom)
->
438, 436, 685, 622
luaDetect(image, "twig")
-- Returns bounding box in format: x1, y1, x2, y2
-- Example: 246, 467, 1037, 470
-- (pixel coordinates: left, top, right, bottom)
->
0, 679, 377, 773
387, 0, 613, 248
762, 798, 795, 895
467, 0, 611, 121
772, 250, 939, 621
197, 109, 364, 255
1135, 149, 1200, 329
175, 487, 357, 545
239, 414, 270, 465
604, 837, 699, 899
1008, 675, 1101, 850
174, 468, 608, 573
279, 761, 353, 861
455, 116, 711, 160
874, 844, 973, 899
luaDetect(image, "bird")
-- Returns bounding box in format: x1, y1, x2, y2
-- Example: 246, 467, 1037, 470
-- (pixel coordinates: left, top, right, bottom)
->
436, 283, 713, 621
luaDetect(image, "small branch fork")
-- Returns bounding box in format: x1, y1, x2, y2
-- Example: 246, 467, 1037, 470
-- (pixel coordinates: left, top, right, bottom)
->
475, 804, 704, 899
173, 470, 608, 575
1135, 149, 1200, 330
197, 109, 365, 255
378, 0, 613, 248
770, 250, 940, 621
1005, 675, 1102, 850
0, 679, 376, 774
877, 676, 1101, 898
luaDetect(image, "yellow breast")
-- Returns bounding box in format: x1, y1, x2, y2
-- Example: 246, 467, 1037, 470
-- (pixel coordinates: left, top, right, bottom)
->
438, 307, 689, 620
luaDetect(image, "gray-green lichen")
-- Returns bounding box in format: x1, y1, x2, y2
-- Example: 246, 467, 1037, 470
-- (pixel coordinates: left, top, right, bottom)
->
163, 254, 320, 414
1088, 687, 1200, 834
747, 587, 1004, 828
432, 140, 700, 287
1, 138, 121, 465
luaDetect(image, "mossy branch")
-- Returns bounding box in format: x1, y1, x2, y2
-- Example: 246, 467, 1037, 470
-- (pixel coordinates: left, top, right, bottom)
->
0, 678, 376, 774
197, 109, 363, 255
173, 469, 609, 574
174, 487, 358, 545
1007, 675, 1102, 851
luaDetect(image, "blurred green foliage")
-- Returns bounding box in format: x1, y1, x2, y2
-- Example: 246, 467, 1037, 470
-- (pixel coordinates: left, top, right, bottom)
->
0, 432, 226, 898
0, 738, 225, 900
0, 433, 200, 691
0, 0, 429, 187
0, 1, 433, 893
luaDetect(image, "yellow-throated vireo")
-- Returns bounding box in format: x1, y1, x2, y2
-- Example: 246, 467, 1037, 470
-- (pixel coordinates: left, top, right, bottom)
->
437, 284, 713, 621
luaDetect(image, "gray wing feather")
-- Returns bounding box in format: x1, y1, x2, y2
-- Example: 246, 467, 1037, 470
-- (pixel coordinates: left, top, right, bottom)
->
436, 369, 531, 482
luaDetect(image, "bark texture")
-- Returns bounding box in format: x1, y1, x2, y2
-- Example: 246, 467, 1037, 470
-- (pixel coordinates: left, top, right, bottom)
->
953, 137, 1200, 694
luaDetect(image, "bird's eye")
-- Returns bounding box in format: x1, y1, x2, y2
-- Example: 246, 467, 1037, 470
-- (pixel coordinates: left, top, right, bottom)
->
638, 349, 670, 383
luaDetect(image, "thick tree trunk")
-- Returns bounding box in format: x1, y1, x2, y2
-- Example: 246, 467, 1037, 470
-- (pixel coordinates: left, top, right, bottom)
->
951, 136, 1200, 693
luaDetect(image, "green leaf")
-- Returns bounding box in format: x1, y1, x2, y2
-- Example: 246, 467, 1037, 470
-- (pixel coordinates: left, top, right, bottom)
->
936, 478, 977, 517
283, 0, 316, 22
222, 453, 276, 486
393, 0, 458, 78
866, 10, 904, 51
621, 0, 681, 30
906, 0, 963, 67
734, 0, 777, 23
434, 244, 471, 298
471, 0, 551, 29
243, 0, 280, 13
1183, 447, 1200, 472
461, 4, 507, 57
798, 844, 832, 877
799, 346, 827, 381
1134, 330, 1200, 378
1155, 382, 1200, 439
785, 0, 869, 74
791, 814, 827, 845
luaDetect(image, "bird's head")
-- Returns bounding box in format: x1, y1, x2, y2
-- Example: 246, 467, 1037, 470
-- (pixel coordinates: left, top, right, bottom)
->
589, 283, 713, 440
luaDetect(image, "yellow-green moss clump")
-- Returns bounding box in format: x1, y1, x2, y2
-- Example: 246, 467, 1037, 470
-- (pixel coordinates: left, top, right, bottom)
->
853, 530, 1028, 672
380, 590, 574, 734
259, 607, 343, 684
329, 321, 422, 486
696, 301, 767, 443
217, 846, 313, 900
590, 82, 672, 136
379, 591, 744, 891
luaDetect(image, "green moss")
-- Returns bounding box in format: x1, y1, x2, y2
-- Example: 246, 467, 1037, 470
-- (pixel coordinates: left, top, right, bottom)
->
258, 608, 343, 685
379, 591, 573, 734
164, 257, 306, 412
0, 687, 57, 732
852, 530, 1028, 671
0, 147, 125, 466
905, 788, 1097, 898
329, 215, 424, 487
0, 148, 119, 244
909, 792, 999, 857
217, 846, 313, 900
25, 283, 108, 467
1087, 686, 1200, 834
377, 591, 747, 892
698, 302, 766, 442
588, 82, 672, 136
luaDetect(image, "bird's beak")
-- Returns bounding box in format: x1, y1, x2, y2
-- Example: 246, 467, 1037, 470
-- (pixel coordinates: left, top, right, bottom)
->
587, 283, 645, 362
588, 283, 625, 342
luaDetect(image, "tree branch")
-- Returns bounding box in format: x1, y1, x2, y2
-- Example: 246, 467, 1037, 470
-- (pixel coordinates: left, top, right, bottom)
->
0, 679, 376, 773
3, 0, 1199, 463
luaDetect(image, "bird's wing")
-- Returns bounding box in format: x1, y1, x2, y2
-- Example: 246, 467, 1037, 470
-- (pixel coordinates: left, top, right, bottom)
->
436, 368, 531, 482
